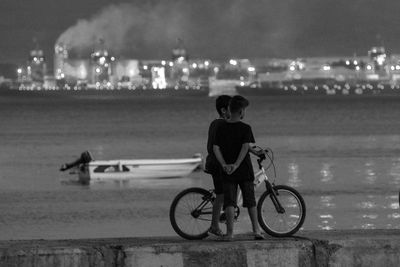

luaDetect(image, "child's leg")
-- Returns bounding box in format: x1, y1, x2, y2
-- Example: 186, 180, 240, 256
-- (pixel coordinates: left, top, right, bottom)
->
210, 173, 224, 233
240, 181, 261, 234
247, 206, 261, 234
225, 205, 235, 237
222, 181, 238, 237
211, 193, 224, 230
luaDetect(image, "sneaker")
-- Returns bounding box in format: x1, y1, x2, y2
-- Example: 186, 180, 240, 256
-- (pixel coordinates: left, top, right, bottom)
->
208, 228, 224, 237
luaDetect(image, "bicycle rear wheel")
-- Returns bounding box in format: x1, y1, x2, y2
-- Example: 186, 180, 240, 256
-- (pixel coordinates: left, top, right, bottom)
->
169, 187, 213, 240
257, 185, 306, 237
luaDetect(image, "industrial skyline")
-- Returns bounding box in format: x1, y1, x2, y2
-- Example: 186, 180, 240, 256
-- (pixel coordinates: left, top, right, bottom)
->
1, 0, 400, 65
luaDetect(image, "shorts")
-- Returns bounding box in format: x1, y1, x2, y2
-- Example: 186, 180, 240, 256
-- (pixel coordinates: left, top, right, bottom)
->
223, 180, 256, 208
211, 172, 224, 195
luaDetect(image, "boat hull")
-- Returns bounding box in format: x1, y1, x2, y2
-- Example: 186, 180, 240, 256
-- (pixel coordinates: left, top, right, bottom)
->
78, 157, 203, 183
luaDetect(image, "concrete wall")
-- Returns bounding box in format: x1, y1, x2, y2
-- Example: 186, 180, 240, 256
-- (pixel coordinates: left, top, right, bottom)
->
1, 230, 400, 267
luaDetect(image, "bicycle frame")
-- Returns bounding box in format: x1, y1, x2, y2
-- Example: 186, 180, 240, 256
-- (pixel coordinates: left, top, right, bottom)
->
256, 163, 285, 213
190, 191, 214, 219
236, 153, 286, 214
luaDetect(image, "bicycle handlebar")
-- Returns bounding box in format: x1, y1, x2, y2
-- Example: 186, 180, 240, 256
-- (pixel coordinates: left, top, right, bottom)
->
251, 146, 277, 180
252, 146, 274, 170
257, 154, 266, 168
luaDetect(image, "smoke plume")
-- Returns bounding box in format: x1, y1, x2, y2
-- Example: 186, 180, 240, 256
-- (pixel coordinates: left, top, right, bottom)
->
56, 0, 395, 59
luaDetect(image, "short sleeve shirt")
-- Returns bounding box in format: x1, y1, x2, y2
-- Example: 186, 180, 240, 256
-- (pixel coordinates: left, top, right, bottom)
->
207, 118, 225, 158
214, 121, 255, 181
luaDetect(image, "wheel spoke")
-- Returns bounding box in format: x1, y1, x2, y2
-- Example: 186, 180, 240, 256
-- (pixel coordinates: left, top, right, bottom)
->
257, 186, 306, 237
170, 188, 213, 240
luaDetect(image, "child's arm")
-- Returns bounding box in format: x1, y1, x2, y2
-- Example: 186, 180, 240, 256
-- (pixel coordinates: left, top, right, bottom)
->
231, 143, 250, 172
249, 144, 265, 156
213, 145, 228, 171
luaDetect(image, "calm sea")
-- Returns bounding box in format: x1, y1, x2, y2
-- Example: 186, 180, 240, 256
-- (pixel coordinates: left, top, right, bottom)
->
1, 93, 400, 240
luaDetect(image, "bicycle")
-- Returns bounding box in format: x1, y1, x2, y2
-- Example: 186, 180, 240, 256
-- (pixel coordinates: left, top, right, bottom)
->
169, 147, 306, 240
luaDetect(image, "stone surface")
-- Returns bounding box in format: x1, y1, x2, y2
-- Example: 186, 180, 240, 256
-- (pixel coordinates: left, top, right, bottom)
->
1, 230, 400, 266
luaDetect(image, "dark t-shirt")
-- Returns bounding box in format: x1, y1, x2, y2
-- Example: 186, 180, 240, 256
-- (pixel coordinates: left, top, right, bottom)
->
215, 120, 255, 181
207, 118, 225, 156
205, 118, 225, 174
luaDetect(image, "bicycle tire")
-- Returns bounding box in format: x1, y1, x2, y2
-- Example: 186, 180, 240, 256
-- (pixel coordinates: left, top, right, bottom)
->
169, 187, 213, 240
257, 185, 306, 237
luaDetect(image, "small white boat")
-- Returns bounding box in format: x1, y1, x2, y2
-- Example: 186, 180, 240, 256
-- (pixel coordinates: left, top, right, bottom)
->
62, 152, 203, 183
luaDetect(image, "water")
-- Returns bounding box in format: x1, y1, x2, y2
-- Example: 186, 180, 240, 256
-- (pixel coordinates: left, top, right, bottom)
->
1, 93, 400, 240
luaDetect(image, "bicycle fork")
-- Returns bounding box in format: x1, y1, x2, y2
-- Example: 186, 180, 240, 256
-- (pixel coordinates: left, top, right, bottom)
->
265, 182, 285, 214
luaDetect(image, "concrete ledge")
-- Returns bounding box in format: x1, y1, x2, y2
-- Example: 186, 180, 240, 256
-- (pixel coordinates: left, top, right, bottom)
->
1, 230, 400, 266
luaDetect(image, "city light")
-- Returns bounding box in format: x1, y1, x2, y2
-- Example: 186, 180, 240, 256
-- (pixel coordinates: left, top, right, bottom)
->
10, 37, 400, 94
229, 59, 237, 66
322, 65, 331, 71
79, 65, 87, 79
151, 66, 166, 89
99, 57, 106, 65
376, 54, 386, 65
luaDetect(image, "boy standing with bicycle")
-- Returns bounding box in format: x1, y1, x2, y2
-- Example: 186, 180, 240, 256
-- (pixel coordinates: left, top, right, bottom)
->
205, 95, 232, 237
213, 95, 264, 241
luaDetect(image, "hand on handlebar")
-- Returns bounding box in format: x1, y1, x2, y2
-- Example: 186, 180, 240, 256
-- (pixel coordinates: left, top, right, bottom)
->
251, 146, 268, 157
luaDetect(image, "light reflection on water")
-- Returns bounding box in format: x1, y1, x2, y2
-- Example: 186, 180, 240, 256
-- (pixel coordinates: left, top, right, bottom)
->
284, 154, 400, 231
389, 158, 400, 185
59, 154, 400, 234
287, 161, 302, 187
364, 161, 377, 184
320, 196, 336, 208
320, 163, 334, 183
56, 149, 400, 234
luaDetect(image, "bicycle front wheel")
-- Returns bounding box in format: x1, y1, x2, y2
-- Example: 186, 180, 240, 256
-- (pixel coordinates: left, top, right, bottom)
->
257, 185, 306, 237
169, 187, 213, 240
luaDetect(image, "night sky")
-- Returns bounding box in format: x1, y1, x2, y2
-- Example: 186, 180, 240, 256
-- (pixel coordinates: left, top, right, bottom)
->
1, 0, 400, 64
